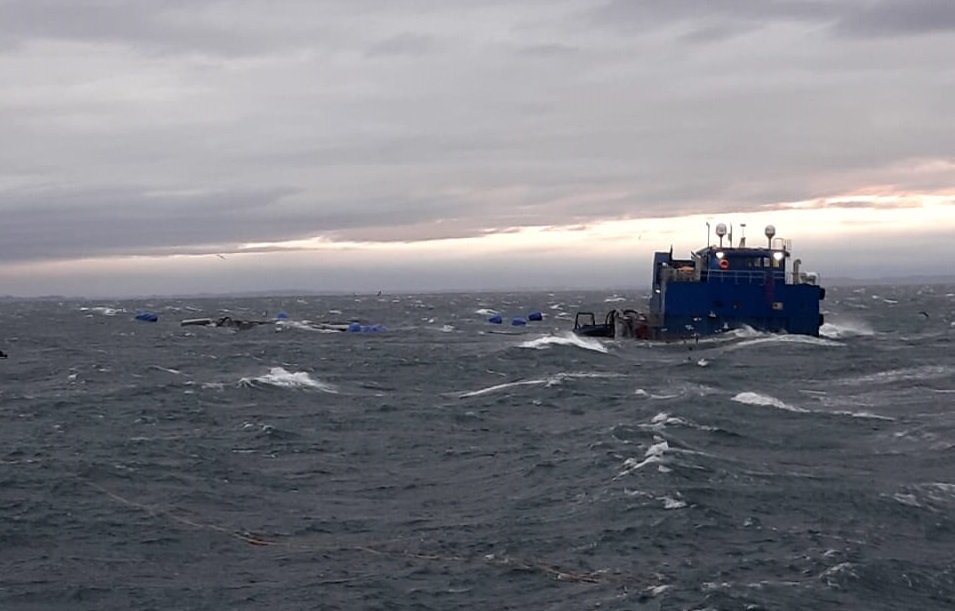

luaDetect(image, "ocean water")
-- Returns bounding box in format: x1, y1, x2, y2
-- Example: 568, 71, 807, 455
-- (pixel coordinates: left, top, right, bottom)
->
1, 285, 954, 610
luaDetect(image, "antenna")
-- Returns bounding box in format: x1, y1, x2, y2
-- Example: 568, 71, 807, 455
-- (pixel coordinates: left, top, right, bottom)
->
715, 223, 727, 247
765, 224, 776, 248
739, 223, 746, 247
706, 222, 711, 247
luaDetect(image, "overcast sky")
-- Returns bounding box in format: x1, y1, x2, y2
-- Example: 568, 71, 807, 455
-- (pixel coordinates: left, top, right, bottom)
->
1, 0, 953, 297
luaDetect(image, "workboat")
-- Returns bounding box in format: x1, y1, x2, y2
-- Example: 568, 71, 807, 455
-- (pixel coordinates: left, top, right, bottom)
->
574, 223, 825, 340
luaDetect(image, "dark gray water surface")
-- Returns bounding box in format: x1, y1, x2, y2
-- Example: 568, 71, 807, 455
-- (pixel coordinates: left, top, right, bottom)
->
1, 286, 954, 610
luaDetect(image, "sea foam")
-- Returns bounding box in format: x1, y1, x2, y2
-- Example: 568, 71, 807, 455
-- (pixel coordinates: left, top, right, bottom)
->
239, 367, 338, 393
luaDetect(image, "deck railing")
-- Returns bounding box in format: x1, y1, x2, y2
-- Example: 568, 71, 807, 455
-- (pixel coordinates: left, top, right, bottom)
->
663, 268, 783, 284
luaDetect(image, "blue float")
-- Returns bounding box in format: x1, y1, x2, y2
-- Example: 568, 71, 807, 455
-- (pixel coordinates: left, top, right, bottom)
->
488, 314, 503, 324
135, 311, 158, 322
276, 311, 289, 319
527, 311, 543, 321
348, 322, 386, 332
511, 317, 527, 326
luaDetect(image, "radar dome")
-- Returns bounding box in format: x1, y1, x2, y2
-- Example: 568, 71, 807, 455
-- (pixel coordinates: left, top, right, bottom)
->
764, 225, 776, 239
715, 223, 728, 237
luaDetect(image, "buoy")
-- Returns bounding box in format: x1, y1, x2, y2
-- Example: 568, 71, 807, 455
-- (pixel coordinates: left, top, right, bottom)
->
488, 314, 503, 324
348, 322, 362, 332
527, 311, 543, 321
511, 317, 527, 326
135, 311, 158, 322
276, 311, 289, 319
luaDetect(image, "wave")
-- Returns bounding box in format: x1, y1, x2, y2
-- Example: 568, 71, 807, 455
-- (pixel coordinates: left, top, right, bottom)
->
616, 438, 670, 477
518, 333, 608, 353
890, 482, 955, 511
830, 410, 895, 421
459, 371, 623, 398
662, 495, 687, 510
642, 411, 719, 433
732, 391, 809, 413
729, 334, 844, 350
80, 306, 124, 316
149, 366, 184, 375
820, 319, 875, 339
238, 367, 338, 393
634, 382, 719, 402
833, 365, 952, 387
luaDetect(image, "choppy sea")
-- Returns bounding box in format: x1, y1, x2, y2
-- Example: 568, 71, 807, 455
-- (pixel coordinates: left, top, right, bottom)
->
1, 285, 954, 610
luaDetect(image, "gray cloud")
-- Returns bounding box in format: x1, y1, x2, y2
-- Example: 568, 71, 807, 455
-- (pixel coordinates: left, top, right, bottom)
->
365, 33, 440, 58
836, 0, 955, 38
0, 0, 264, 56
0, 186, 298, 261
0, 0, 952, 294
589, 0, 844, 34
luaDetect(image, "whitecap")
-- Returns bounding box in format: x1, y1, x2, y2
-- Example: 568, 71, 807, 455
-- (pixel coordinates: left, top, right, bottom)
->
459, 379, 548, 398
643, 411, 715, 432
150, 366, 182, 375
820, 319, 875, 339
662, 496, 687, 510
645, 439, 669, 457
616, 438, 670, 477
518, 333, 608, 353
819, 562, 857, 586
730, 334, 844, 349
239, 367, 338, 393
459, 371, 622, 398
616, 454, 662, 476
81, 306, 123, 316
831, 410, 895, 421
732, 391, 809, 413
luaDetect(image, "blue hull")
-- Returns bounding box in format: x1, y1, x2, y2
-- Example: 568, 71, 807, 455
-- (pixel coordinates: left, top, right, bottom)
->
575, 225, 825, 340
